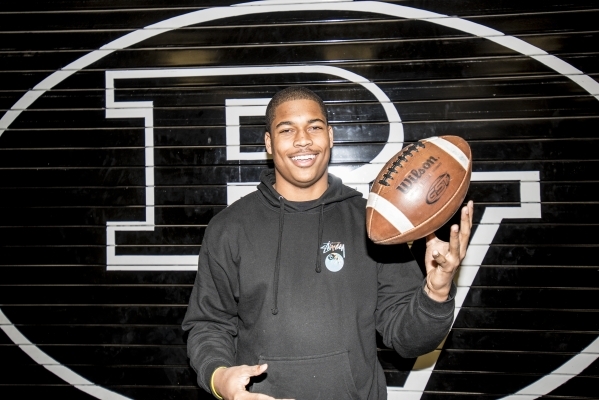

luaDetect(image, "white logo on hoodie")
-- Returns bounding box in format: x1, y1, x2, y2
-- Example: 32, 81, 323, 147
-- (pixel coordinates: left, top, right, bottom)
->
321, 241, 346, 272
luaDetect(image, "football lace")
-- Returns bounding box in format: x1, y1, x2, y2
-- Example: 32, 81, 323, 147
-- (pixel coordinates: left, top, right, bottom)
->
377, 140, 426, 187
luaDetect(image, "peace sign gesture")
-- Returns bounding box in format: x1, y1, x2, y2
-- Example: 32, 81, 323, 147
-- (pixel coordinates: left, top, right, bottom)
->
423, 200, 474, 302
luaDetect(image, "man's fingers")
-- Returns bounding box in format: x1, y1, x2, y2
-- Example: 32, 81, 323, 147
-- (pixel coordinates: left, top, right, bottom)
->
237, 364, 268, 386
243, 393, 277, 400
468, 200, 474, 226
242, 363, 267, 378
432, 250, 447, 266
448, 224, 460, 260
242, 387, 294, 400
458, 201, 473, 257
460, 203, 472, 233
215, 364, 275, 400
255, 363, 267, 375
252, 397, 294, 400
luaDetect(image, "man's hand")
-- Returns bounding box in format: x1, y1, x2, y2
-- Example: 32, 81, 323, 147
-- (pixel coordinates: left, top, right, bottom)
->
213, 364, 294, 400
424, 200, 474, 302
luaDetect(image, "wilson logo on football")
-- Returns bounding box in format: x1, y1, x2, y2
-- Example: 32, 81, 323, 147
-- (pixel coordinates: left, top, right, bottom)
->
426, 173, 451, 204
396, 156, 439, 194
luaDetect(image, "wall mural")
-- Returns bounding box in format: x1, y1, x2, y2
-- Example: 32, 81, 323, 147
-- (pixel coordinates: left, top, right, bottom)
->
1, 1, 598, 399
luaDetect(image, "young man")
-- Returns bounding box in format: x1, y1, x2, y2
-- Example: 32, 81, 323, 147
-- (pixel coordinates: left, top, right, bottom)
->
182, 87, 473, 400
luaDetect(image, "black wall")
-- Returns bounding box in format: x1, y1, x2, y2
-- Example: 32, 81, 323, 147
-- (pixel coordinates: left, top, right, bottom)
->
1, 1, 598, 399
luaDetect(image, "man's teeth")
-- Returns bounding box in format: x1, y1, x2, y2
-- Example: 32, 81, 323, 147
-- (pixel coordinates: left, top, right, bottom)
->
292, 154, 316, 161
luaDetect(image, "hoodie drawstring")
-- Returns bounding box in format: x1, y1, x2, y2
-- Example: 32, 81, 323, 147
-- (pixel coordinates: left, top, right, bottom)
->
271, 196, 285, 315
315, 204, 324, 273
271, 198, 325, 314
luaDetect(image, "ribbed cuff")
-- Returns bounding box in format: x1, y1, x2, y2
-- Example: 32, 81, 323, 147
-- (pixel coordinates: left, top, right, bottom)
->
418, 279, 456, 319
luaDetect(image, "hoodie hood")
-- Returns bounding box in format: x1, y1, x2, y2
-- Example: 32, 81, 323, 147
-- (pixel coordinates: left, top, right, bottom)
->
256, 169, 363, 314
257, 169, 362, 211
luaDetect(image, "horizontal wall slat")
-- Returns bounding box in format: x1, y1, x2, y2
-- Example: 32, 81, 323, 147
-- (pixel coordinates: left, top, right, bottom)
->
455, 308, 599, 330
0, 139, 596, 168
2, 223, 599, 246
0, 286, 193, 304
421, 371, 597, 397
2, 326, 186, 345
446, 329, 599, 351
1, 265, 597, 287
0, 267, 196, 285
0, 306, 188, 325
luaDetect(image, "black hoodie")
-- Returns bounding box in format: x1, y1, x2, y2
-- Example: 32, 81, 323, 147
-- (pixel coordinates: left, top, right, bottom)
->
182, 170, 455, 400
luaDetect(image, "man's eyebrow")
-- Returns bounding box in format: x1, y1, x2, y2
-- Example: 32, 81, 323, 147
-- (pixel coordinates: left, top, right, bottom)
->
274, 118, 327, 130
274, 120, 293, 129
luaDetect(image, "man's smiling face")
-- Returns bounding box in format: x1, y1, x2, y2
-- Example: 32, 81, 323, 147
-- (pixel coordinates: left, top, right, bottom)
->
265, 98, 333, 201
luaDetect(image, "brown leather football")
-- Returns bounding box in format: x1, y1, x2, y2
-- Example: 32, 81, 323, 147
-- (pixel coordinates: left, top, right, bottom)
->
366, 135, 472, 244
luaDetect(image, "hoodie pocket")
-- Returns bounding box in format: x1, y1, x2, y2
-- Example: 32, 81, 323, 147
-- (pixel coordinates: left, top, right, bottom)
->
251, 350, 360, 400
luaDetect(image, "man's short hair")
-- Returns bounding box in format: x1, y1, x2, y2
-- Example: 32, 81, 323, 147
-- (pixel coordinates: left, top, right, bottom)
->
265, 86, 328, 133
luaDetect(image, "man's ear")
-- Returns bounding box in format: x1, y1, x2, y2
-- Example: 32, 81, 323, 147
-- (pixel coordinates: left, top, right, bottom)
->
265, 131, 273, 155
328, 125, 334, 149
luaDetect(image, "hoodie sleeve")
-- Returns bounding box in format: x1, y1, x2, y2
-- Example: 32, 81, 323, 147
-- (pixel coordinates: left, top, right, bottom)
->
181, 232, 239, 393
375, 244, 456, 358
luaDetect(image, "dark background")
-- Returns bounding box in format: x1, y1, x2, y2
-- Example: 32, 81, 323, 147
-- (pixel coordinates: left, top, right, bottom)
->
1, 1, 598, 399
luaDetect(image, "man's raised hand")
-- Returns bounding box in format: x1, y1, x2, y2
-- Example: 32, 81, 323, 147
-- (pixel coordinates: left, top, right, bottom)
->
423, 200, 474, 302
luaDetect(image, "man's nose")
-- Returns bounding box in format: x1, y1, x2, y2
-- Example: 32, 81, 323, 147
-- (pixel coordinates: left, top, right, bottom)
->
294, 129, 312, 147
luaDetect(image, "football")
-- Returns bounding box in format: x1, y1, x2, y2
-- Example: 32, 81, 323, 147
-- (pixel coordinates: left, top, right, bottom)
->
366, 135, 472, 244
